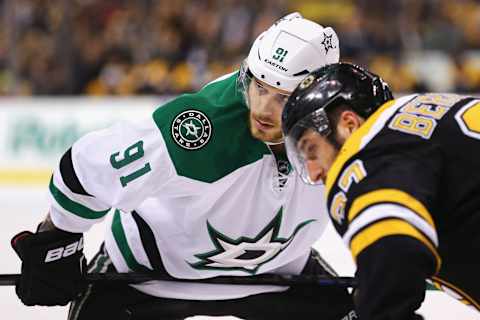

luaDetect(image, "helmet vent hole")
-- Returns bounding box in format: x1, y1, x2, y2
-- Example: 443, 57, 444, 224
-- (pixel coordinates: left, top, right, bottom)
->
261, 74, 265, 79
276, 81, 281, 86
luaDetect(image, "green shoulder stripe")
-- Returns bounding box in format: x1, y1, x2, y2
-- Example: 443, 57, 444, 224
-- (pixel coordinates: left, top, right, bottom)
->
152, 72, 269, 183
49, 178, 110, 219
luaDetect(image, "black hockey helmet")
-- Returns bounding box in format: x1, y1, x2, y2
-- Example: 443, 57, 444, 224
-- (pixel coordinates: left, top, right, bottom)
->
282, 62, 393, 139
281, 62, 393, 184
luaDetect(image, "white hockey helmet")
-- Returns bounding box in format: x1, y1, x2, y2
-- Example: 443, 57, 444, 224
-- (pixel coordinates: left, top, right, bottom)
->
240, 12, 340, 95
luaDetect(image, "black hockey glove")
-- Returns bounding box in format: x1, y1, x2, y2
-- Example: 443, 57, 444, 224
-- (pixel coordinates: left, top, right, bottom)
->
11, 227, 87, 306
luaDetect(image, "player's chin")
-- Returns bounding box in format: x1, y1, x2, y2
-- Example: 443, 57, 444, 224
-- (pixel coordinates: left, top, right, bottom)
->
249, 125, 283, 143
248, 116, 282, 142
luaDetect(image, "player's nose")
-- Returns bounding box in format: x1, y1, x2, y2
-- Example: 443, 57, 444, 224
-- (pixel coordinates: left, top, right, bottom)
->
257, 94, 279, 115
306, 160, 325, 184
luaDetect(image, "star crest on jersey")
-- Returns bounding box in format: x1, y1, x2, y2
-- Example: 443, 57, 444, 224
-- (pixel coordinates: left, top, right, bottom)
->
321, 32, 335, 54
171, 110, 212, 150
188, 207, 316, 274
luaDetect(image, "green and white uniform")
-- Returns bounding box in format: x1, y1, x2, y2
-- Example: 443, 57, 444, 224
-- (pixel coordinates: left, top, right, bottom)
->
49, 72, 329, 300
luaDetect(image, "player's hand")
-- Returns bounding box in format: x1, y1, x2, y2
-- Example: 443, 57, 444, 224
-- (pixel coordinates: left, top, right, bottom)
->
11, 227, 87, 306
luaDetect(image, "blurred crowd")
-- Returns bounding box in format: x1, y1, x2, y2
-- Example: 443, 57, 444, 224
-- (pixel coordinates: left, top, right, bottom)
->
1, 0, 480, 95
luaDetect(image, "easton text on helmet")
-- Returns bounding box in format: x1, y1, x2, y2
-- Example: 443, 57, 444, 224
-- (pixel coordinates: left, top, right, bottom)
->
263, 58, 288, 72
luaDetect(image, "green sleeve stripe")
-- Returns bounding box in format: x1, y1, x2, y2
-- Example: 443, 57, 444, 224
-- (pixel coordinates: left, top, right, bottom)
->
111, 210, 149, 272
49, 178, 110, 219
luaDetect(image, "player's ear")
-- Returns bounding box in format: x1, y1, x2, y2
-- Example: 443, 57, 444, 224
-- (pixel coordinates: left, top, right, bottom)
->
336, 110, 364, 138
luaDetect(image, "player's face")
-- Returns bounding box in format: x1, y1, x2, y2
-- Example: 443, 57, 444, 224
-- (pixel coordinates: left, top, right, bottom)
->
292, 110, 364, 184
248, 78, 290, 143
296, 129, 340, 184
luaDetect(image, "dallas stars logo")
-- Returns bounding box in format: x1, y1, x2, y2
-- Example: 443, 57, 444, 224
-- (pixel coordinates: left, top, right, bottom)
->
182, 120, 201, 139
188, 207, 316, 274
321, 32, 336, 54
171, 109, 212, 150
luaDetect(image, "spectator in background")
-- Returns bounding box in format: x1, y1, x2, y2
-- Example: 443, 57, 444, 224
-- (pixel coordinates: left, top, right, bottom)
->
2, 0, 480, 95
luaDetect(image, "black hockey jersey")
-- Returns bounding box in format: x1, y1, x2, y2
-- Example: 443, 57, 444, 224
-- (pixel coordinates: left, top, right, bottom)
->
325, 94, 480, 319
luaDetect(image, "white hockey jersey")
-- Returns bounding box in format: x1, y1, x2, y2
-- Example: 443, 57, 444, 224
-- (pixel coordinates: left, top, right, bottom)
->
48, 72, 330, 300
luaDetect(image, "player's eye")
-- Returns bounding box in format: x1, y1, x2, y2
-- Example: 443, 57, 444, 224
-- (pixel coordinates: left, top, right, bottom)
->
305, 143, 318, 161
255, 81, 268, 94
275, 93, 290, 104
298, 138, 317, 160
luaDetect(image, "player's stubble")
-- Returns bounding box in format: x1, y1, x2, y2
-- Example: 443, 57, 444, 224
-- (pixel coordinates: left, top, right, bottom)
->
248, 110, 283, 144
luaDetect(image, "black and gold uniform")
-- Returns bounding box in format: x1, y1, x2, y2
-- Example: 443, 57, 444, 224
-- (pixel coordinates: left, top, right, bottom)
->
326, 93, 480, 318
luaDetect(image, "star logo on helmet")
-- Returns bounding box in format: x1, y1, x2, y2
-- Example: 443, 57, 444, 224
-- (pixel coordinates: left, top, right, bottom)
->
321, 32, 336, 54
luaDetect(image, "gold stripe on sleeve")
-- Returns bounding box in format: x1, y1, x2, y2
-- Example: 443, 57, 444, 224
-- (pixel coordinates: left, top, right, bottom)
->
350, 218, 441, 273
348, 189, 435, 228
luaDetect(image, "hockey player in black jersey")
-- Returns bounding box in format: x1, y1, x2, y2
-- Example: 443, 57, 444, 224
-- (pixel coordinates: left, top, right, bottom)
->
282, 62, 480, 319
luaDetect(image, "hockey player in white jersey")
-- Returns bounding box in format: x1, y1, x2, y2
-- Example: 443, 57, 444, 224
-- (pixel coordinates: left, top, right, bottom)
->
11, 13, 356, 319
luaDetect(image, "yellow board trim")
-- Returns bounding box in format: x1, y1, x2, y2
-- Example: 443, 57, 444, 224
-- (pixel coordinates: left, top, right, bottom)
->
348, 188, 436, 228
0, 169, 51, 186
325, 100, 396, 196
431, 276, 480, 311
350, 218, 441, 273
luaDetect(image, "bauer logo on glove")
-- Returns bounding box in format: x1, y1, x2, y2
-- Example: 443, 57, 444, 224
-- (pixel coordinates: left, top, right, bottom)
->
45, 238, 84, 263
